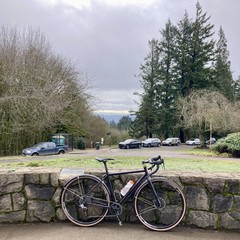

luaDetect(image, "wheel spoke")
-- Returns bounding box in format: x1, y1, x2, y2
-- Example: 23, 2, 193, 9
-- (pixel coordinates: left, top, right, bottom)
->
139, 205, 157, 215
63, 186, 81, 198
61, 176, 110, 227
136, 196, 154, 206
134, 178, 186, 231
87, 196, 109, 208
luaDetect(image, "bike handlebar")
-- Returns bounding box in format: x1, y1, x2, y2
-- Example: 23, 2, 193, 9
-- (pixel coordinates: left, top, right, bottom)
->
142, 155, 164, 166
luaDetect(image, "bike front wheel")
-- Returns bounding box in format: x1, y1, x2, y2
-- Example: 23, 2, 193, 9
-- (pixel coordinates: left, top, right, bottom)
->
134, 178, 186, 231
61, 175, 110, 227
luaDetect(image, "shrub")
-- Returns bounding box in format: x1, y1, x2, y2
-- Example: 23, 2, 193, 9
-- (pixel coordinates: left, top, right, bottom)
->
211, 132, 240, 157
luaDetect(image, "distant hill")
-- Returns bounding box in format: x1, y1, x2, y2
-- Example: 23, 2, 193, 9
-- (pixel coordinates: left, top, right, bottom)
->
97, 113, 135, 124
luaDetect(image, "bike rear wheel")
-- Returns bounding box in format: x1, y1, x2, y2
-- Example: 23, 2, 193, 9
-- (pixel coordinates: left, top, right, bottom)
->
134, 178, 186, 231
61, 175, 110, 227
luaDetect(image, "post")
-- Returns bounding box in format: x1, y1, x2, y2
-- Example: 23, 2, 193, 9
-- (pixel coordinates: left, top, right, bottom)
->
209, 123, 212, 147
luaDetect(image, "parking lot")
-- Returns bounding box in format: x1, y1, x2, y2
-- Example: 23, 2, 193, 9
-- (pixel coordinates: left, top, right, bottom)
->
0, 144, 238, 164
74, 145, 239, 162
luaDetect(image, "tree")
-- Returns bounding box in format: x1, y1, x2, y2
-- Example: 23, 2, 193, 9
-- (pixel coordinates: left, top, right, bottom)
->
132, 20, 180, 139
213, 27, 234, 100
117, 116, 132, 131
175, 2, 216, 92
172, 2, 215, 141
84, 115, 109, 145
0, 25, 93, 155
155, 19, 178, 138
132, 39, 160, 138
178, 90, 240, 143
109, 120, 117, 128
175, 11, 193, 97
187, 2, 215, 90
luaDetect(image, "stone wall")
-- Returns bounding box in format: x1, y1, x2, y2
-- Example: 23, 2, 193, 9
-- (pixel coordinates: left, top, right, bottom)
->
0, 167, 240, 231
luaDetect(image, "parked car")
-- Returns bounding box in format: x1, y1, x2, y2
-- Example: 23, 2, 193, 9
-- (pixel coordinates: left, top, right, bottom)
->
186, 138, 201, 145
162, 138, 179, 146
176, 138, 181, 145
22, 142, 69, 156
206, 138, 216, 145
119, 139, 142, 149
142, 138, 161, 147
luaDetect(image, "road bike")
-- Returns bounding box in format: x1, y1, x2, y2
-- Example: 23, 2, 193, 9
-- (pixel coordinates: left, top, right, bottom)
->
61, 155, 186, 231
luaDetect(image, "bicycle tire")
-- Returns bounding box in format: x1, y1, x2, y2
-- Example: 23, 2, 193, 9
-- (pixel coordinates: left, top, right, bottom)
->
134, 177, 186, 231
61, 174, 110, 227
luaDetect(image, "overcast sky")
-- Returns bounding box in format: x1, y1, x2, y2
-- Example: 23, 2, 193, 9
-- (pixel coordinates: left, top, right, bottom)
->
1, 0, 239, 114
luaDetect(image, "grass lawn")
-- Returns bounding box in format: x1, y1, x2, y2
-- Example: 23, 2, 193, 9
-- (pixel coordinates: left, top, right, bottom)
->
1, 154, 240, 173
179, 148, 231, 157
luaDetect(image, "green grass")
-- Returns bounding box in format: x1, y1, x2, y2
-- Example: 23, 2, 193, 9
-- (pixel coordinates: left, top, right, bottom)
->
180, 148, 231, 157
165, 157, 239, 172
1, 155, 240, 173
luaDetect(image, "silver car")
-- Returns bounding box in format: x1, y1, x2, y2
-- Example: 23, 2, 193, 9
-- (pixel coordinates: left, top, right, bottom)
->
186, 138, 201, 145
142, 138, 161, 147
162, 138, 179, 146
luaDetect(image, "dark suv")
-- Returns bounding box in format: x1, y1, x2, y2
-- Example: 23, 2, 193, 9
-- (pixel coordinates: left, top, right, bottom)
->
119, 139, 142, 149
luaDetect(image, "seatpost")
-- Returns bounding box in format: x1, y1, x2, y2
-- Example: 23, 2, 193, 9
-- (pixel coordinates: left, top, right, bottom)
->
103, 161, 109, 175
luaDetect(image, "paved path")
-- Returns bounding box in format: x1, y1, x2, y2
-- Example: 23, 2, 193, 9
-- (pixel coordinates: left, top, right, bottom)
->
1, 222, 240, 240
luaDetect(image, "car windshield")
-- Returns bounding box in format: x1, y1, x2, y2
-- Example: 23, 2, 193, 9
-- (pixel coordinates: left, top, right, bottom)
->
124, 139, 134, 143
32, 143, 44, 148
145, 138, 152, 141
166, 138, 173, 141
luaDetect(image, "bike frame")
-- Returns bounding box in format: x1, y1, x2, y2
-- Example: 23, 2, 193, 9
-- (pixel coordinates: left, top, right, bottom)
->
101, 161, 161, 207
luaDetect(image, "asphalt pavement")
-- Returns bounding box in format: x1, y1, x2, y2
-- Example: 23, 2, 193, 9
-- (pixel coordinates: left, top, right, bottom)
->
1, 222, 240, 240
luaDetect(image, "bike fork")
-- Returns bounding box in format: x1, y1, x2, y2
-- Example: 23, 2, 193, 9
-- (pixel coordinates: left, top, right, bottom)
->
148, 178, 162, 208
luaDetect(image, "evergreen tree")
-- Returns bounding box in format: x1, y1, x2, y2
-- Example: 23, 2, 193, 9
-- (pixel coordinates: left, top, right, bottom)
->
117, 116, 132, 131
133, 2, 233, 141
109, 120, 117, 128
174, 3, 215, 141
132, 39, 160, 138
213, 26, 234, 100
187, 2, 215, 90
175, 11, 193, 97
155, 19, 179, 138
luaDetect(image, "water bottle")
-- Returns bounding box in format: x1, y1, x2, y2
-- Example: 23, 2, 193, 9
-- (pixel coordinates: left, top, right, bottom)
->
120, 180, 134, 196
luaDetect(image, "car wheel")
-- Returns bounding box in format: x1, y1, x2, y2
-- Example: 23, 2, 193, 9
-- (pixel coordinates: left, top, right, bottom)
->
126, 145, 130, 149
31, 153, 39, 156
147, 144, 151, 148
157, 143, 160, 147
58, 150, 65, 154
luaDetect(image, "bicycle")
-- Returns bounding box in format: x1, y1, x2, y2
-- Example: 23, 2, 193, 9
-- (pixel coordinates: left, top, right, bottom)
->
60, 155, 186, 231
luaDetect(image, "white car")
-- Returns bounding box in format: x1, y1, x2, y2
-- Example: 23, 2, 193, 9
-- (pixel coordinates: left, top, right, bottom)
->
186, 138, 201, 145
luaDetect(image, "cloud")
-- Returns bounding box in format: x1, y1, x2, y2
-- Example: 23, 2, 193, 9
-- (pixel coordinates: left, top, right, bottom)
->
94, 109, 130, 115
93, 89, 140, 112
0, 0, 239, 112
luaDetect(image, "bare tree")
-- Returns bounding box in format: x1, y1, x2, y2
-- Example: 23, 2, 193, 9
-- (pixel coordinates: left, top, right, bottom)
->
178, 90, 240, 143
0, 25, 92, 155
